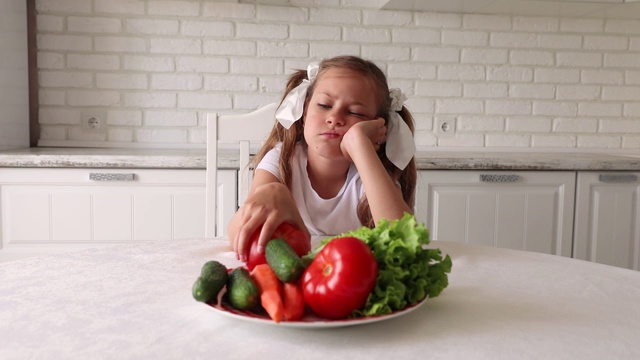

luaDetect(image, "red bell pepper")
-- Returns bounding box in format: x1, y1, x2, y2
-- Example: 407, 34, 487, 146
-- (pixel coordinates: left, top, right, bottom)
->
282, 282, 305, 321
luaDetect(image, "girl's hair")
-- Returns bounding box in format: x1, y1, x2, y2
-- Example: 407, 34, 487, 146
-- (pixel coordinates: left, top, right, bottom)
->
253, 55, 417, 228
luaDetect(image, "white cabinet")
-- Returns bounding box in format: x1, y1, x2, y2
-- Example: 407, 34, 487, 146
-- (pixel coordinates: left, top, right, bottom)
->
0, 168, 236, 262
573, 172, 640, 271
5, 165, 639, 270
416, 170, 576, 257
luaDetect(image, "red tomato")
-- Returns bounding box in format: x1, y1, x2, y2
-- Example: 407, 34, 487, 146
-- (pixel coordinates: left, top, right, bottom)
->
301, 237, 378, 319
246, 222, 311, 271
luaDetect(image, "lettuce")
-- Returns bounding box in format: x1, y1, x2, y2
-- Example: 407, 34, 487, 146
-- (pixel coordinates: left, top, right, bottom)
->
309, 213, 452, 317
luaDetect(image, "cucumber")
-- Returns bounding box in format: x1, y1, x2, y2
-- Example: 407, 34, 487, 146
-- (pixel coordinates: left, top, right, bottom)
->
265, 238, 305, 283
192, 260, 228, 303
226, 267, 260, 310
200, 260, 227, 278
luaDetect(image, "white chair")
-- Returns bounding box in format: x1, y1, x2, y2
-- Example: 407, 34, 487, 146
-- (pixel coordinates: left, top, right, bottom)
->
205, 103, 278, 237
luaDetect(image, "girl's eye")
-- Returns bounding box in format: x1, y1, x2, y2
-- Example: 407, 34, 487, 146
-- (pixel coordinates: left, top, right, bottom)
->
350, 111, 366, 118
317, 103, 330, 109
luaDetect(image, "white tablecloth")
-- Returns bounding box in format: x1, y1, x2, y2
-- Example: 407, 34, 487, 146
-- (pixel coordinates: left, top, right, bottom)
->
1, 238, 639, 359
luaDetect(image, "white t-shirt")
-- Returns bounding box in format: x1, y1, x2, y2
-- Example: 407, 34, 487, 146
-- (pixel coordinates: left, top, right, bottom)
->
255, 143, 364, 236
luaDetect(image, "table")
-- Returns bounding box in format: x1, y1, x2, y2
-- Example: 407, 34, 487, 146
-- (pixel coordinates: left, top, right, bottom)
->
1, 238, 639, 359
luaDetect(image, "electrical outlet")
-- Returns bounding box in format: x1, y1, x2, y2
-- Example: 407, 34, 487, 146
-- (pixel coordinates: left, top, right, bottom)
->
82, 114, 103, 130
435, 117, 456, 137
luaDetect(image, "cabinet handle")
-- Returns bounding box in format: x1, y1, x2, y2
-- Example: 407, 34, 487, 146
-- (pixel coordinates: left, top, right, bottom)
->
479, 174, 520, 183
89, 173, 136, 181
598, 174, 638, 183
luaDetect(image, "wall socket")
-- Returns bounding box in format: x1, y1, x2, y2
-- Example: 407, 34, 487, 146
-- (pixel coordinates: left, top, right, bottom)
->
435, 117, 456, 137
82, 114, 103, 130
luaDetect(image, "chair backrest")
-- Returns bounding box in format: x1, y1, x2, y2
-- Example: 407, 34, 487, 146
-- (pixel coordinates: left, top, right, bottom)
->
205, 103, 278, 237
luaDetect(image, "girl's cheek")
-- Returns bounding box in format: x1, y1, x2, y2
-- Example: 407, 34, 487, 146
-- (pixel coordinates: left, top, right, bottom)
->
302, 126, 312, 143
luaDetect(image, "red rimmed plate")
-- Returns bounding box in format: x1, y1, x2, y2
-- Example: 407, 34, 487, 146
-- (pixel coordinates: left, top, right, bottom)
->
204, 297, 427, 329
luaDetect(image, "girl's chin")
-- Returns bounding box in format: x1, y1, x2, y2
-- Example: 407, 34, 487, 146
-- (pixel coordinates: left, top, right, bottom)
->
308, 146, 348, 161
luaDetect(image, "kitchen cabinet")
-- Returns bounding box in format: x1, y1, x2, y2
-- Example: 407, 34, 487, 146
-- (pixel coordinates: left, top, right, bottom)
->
0, 168, 236, 262
415, 170, 575, 257
573, 171, 640, 271
4, 164, 639, 270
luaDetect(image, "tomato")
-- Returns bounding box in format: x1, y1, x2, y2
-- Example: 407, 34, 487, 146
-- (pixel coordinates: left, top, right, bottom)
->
301, 237, 378, 319
246, 222, 311, 271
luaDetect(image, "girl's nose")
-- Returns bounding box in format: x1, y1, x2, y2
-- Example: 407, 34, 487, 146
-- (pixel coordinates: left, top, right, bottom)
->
326, 110, 345, 126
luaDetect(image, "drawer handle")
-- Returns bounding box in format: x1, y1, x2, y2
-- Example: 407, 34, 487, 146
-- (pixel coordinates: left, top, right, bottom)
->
598, 174, 638, 183
89, 173, 136, 181
480, 174, 520, 183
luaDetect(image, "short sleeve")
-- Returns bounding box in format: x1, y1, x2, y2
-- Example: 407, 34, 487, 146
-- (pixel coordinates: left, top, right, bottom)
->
255, 143, 282, 181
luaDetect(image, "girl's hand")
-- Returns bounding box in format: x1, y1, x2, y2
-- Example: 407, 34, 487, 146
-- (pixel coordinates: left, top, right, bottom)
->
338, 117, 413, 225
228, 182, 308, 262
340, 117, 386, 162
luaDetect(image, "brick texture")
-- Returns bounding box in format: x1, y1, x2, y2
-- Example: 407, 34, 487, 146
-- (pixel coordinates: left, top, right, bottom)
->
34, 0, 640, 150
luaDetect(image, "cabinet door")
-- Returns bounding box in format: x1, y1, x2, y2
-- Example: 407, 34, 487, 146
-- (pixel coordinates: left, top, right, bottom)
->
0, 168, 236, 261
574, 172, 640, 270
416, 170, 575, 256
2, 185, 205, 242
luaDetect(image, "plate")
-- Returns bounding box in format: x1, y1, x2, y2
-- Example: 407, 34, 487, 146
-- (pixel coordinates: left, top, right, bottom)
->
204, 297, 427, 329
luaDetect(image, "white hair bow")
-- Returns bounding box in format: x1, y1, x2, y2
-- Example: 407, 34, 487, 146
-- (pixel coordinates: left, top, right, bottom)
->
386, 88, 415, 170
275, 62, 319, 129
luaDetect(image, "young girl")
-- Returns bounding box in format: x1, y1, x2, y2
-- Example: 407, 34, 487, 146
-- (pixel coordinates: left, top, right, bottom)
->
228, 55, 417, 261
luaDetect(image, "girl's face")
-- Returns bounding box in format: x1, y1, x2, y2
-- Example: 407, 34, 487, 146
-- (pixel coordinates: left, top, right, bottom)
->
303, 68, 378, 161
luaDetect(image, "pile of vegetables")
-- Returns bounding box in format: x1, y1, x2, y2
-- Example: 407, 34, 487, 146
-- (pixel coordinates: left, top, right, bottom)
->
315, 213, 452, 317
192, 214, 452, 322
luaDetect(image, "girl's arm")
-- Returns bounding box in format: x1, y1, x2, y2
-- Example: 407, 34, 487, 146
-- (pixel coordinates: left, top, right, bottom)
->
340, 119, 412, 224
227, 169, 308, 262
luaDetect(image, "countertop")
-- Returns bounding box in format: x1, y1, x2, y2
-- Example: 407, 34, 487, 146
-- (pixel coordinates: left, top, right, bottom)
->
0, 147, 639, 171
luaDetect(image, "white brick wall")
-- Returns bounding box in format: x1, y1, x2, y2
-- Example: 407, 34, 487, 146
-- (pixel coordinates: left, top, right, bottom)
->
35, 0, 640, 150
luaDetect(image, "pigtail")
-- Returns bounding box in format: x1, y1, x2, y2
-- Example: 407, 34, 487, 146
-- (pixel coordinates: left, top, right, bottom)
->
395, 106, 417, 211
356, 105, 417, 228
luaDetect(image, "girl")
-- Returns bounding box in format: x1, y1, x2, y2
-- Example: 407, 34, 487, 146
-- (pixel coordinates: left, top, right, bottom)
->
228, 55, 417, 261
